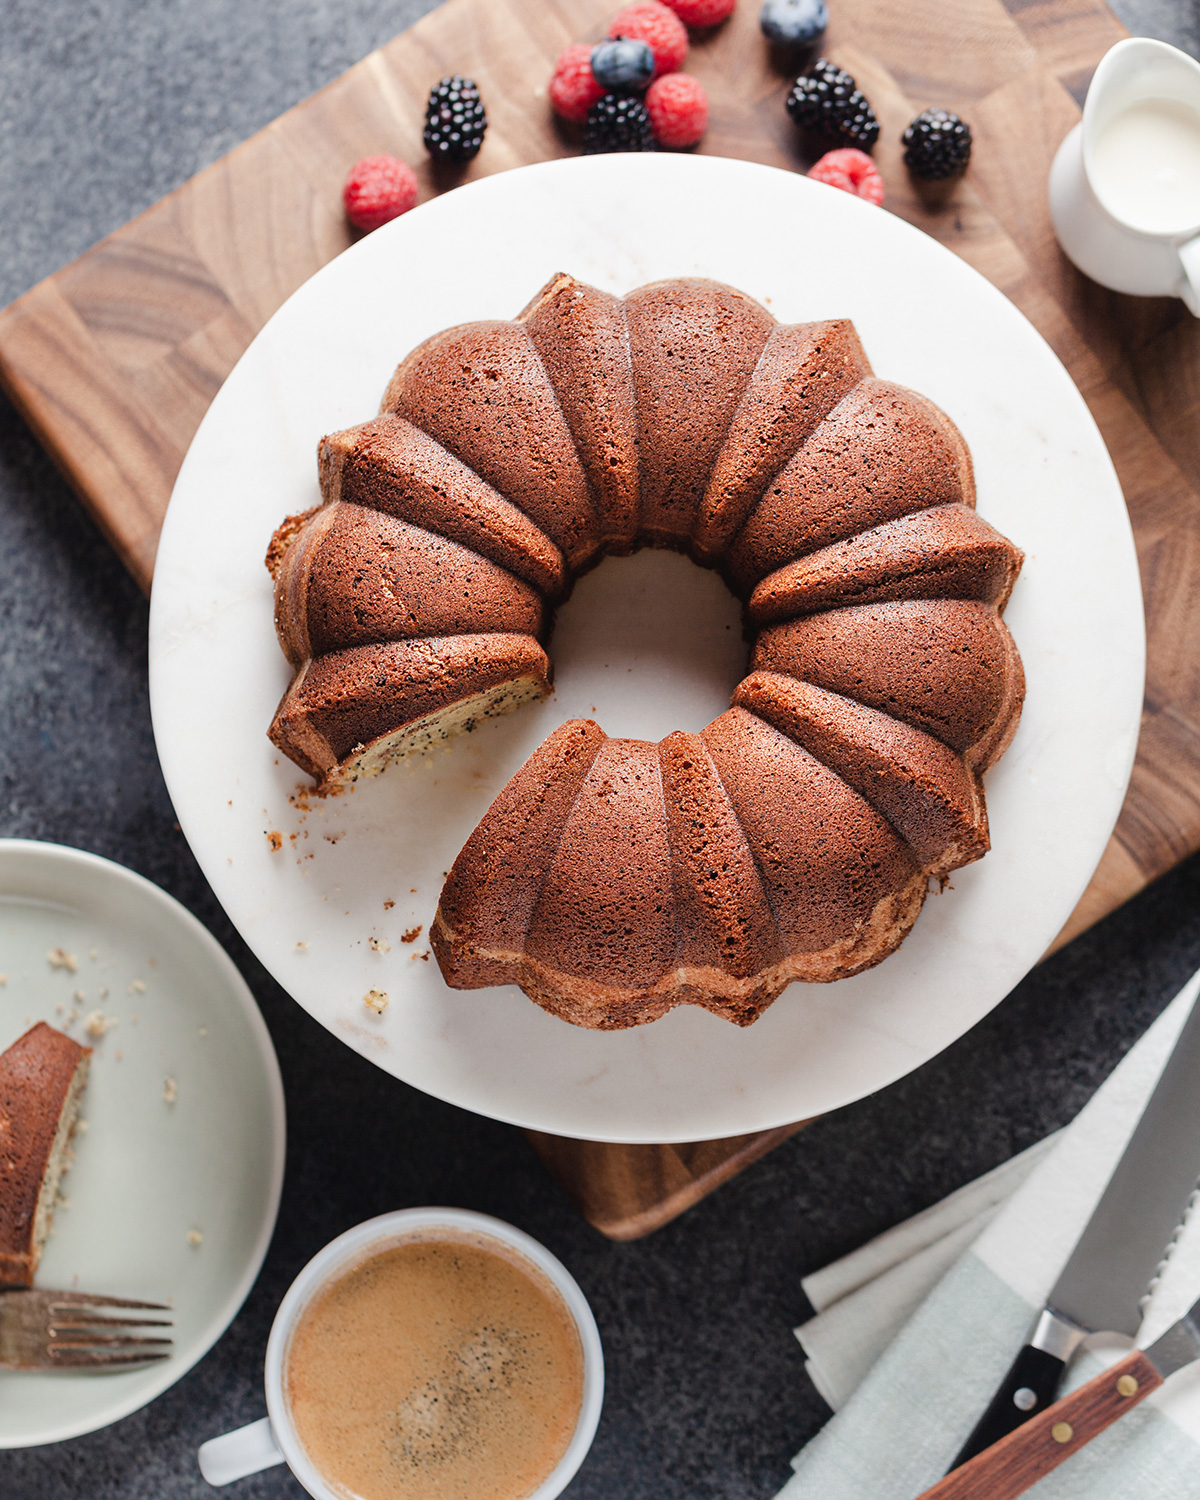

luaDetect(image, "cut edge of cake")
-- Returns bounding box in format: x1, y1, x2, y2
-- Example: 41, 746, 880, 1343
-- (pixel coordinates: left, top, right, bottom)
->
0, 1022, 91, 1288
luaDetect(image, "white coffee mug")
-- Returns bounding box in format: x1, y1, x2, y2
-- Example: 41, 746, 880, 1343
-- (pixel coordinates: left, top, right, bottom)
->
197, 1207, 605, 1497
1049, 36, 1200, 311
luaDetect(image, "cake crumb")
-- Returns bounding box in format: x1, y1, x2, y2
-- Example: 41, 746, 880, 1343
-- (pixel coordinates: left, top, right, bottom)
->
163, 1076, 177, 1105
401, 925, 422, 944
368, 936, 389, 953
84, 1010, 116, 1039
383, 900, 395, 910
56, 1194, 70, 1211
73, 989, 85, 1002
115, 1050, 123, 1062
0, 974, 7, 985
295, 940, 309, 951
129, 979, 146, 994
266, 830, 283, 852
75, 1118, 89, 1135
99, 986, 109, 1000
48, 948, 78, 973
187, 1228, 203, 1248
363, 988, 389, 1014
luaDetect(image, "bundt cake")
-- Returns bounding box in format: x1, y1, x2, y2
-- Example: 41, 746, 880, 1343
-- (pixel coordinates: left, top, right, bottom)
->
267, 273, 1025, 1029
0, 1022, 91, 1287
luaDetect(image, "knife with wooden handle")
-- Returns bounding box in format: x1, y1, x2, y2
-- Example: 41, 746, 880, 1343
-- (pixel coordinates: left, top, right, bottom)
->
914, 1298, 1200, 1500
950, 990, 1200, 1467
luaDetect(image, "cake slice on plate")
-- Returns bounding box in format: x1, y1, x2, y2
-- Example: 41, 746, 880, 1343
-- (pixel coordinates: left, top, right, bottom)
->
0, 1022, 91, 1287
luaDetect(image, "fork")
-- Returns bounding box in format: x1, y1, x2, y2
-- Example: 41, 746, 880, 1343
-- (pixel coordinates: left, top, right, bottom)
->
0, 1288, 173, 1369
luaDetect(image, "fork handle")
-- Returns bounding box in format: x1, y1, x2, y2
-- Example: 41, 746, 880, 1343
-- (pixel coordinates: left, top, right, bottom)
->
197, 1417, 285, 1486
912, 1350, 1161, 1500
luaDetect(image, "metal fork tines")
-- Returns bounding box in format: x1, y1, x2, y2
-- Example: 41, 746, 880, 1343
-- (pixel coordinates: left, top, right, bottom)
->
0, 1288, 173, 1370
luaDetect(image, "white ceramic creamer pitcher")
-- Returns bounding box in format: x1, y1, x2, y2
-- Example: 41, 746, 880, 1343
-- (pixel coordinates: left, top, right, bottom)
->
1049, 37, 1200, 311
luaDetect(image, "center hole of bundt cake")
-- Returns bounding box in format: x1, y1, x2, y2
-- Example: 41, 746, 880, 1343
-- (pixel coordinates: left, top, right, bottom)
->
547, 550, 746, 740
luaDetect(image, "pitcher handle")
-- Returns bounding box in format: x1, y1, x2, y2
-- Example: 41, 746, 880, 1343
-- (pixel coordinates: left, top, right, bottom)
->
1179, 234, 1200, 316
197, 1416, 285, 1486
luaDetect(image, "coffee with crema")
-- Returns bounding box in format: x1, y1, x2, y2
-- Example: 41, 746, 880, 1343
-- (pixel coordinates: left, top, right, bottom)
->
284, 1233, 586, 1500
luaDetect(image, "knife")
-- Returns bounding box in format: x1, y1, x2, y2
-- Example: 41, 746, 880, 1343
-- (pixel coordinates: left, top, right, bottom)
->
914, 1294, 1200, 1500
950, 993, 1200, 1469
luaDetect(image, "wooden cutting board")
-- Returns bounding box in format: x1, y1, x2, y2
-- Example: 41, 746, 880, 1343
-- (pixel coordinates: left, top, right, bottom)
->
3, 0, 1197, 1240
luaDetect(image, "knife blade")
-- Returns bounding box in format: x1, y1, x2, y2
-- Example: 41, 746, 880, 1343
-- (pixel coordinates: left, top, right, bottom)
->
915, 1294, 1200, 1500
949, 993, 1200, 1469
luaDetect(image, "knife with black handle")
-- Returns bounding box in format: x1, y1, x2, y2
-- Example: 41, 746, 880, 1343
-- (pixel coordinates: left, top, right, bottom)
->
950, 991, 1200, 1469
915, 1297, 1200, 1500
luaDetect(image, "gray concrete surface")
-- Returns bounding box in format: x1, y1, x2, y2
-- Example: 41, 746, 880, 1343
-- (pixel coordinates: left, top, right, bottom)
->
1, 2, 1198, 1496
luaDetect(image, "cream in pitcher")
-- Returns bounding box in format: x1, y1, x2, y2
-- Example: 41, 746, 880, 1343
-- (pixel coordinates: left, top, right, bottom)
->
1049, 37, 1200, 310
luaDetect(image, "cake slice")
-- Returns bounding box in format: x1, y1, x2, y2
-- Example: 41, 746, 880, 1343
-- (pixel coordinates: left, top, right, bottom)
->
271, 502, 544, 668
747, 504, 1024, 624
701, 709, 926, 984
733, 672, 989, 877
624, 279, 775, 549
0, 1023, 91, 1288
521, 738, 680, 1028
268, 634, 552, 788
520, 273, 642, 554
432, 719, 608, 990
726, 381, 976, 594
657, 730, 784, 1023
692, 320, 870, 564
316, 415, 567, 600
752, 599, 1025, 770
383, 322, 602, 573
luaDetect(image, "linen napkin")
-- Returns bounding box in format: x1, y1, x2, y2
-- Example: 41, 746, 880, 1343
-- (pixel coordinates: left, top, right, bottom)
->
777, 969, 1200, 1500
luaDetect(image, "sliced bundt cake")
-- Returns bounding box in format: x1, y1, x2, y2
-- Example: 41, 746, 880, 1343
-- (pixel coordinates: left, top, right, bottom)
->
267, 272, 1025, 1025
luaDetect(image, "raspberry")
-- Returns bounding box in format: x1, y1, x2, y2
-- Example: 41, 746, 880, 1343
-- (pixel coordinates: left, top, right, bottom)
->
549, 43, 605, 123
662, 0, 736, 25
807, 148, 884, 205
608, 1, 689, 76
645, 73, 709, 148
342, 155, 419, 232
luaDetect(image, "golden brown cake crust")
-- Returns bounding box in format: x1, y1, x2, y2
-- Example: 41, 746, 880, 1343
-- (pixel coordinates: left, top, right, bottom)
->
726, 381, 978, 595
520, 273, 641, 554
624, 279, 775, 548
0, 1022, 90, 1288
383, 321, 602, 572
274, 502, 544, 667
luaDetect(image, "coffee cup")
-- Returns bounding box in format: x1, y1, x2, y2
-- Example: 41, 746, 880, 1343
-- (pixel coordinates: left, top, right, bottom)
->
1049, 37, 1200, 312
197, 1207, 604, 1498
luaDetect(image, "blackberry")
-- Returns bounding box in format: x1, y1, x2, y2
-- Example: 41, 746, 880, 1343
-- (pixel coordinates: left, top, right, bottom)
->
423, 75, 487, 163
591, 37, 655, 93
786, 58, 879, 148
583, 94, 656, 154
902, 108, 972, 180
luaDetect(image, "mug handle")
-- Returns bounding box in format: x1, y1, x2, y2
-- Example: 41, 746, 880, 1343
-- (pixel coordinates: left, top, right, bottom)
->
1179, 233, 1200, 316
197, 1416, 286, 1486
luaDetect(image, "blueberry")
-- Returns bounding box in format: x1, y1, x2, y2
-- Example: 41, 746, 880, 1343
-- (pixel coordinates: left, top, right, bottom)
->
590, 38, 656, 94
760, 0, 828, 47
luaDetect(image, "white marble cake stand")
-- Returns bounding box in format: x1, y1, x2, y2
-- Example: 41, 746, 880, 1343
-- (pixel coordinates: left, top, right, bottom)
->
149, 153, 1144, 1145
